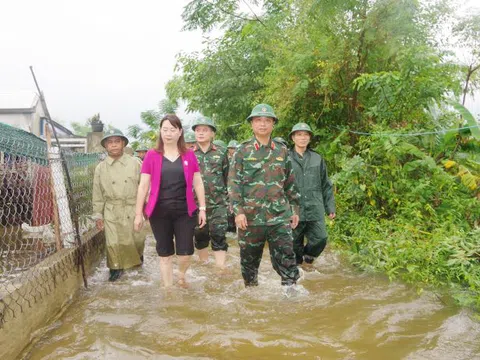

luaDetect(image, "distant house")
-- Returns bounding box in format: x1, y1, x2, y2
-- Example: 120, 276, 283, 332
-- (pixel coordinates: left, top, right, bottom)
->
0, 91, 87, 152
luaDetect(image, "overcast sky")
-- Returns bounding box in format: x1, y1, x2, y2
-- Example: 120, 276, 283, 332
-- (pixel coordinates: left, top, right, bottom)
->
0, 0, 205, 133
0, 0, 478, 136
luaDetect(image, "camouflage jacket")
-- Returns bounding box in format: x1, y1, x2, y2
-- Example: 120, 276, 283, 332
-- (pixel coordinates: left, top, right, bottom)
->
194, 143, 229, 208
228, 137, 300, 226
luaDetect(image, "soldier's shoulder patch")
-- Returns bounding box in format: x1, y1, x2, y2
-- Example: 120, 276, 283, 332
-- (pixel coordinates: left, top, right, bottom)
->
245, 157, 257, 161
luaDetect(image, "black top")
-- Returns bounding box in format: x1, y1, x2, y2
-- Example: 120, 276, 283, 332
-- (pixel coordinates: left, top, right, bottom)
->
157, 157, 187, 210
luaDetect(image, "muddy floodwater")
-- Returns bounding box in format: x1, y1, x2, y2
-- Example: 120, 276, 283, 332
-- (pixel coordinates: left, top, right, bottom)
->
21, 235, 480, 360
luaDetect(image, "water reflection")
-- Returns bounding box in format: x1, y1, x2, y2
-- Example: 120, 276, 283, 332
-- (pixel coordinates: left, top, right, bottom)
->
22, 235, 480, 360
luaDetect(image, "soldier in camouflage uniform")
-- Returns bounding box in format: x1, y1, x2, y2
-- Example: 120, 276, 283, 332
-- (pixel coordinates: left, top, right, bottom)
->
228, 104, 301, 287
192, 117, 229, 269
226, 140, 239, 232
213, 139, 227, 149
289, 123, 336, 265
135, 144, 149, 161
227, 140, 238, 160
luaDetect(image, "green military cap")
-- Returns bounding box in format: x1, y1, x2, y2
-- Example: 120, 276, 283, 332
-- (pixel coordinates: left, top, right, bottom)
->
213, 139, 226, 148
184, 131, 196, 143
246, 103, 278, 123
273, 137, 288, 147
227, 140, 239, 148
135, 143, 149, 152
191, 116, 217, 132
101, 128, 129, 147
289, 122, 313, 138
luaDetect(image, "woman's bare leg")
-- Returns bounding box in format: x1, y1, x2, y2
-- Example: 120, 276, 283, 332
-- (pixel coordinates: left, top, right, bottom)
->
159, 256, 174, 287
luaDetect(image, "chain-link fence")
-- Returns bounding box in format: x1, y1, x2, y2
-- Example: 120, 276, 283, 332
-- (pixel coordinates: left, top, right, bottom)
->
0, 122, 103, 327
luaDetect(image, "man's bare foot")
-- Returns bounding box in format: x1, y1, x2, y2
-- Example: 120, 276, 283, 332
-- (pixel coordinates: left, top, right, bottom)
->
177, 278, 189, 289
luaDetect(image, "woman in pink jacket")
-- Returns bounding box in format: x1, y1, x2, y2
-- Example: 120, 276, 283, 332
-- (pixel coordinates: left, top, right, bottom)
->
134, 114, 207, 288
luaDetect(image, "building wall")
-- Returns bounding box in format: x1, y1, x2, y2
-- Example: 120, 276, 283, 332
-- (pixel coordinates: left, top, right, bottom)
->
31, 101, 45, 136
0, 113, 34, 133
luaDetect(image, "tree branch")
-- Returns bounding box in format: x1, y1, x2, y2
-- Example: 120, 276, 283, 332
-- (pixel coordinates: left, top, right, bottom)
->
204, 0, 261, 24
241, 0, 267, 28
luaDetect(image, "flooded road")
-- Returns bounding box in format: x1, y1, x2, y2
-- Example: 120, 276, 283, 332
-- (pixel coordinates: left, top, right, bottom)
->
21, 235, 480, 360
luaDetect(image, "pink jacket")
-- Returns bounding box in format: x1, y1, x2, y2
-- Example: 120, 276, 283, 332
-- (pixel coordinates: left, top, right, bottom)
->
141, 149, 200, 217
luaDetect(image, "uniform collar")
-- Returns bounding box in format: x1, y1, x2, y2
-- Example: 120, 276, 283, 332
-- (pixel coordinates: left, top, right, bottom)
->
252, 136, 275, 151
194, 142, 217, 152
106, 153, 128, 166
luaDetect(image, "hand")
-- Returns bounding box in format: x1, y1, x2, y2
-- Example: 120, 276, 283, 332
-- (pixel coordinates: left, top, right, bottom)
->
96, 219, 104, 231
198, 210, 207, 228
329, 213, 336, 220
134, 214, 144, 232
290, 214, 299, 229
235, 214, 248, 231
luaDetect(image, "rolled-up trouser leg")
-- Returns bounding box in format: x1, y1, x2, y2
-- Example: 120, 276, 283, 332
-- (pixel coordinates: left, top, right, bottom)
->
209, 206, 228, 252
266, 223, 299, 286
303, 220, 328, 262
238, 226, 266, 286
194, 221, 210, 250
292, 221, 307, 265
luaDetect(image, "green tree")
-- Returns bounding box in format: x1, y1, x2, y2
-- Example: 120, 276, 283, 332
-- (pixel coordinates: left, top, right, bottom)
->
128, 99, 178, 150
452, 11, 480, 105
169, 0, 480, 309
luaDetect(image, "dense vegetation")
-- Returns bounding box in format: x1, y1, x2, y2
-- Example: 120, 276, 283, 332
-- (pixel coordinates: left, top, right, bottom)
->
144, 0, 480, 308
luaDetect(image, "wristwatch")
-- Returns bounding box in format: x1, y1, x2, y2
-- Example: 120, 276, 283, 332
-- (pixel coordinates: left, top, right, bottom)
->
199, 206, 206, 211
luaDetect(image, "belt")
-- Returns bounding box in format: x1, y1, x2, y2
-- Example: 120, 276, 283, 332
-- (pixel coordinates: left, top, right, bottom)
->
106, 199, 136, 206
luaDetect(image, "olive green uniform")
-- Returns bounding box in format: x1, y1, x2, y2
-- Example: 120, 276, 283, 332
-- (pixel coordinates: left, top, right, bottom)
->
93, 154, 145, 270
289, 149, 335, 264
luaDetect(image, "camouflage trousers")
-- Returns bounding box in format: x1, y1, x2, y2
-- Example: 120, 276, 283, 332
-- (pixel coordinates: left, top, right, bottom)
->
292, 220, 328, 265
195, 205, 228, 251
238, 223, 299, 286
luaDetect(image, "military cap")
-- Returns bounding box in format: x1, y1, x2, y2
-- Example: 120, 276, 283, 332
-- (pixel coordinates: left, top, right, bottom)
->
289, 123, 313, 138
246, 103, 278, 123
191, 117, 217, 132
273, 137, 288, 147
227, 140, 239, 148
184, 131, 196, 143
135, 144, 149, 152
213, 139, 227, 148
101, 128, 129, 147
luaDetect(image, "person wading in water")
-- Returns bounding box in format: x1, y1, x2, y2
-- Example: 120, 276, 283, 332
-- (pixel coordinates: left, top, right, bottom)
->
93, 129, 145, 282
288, 122, 336, 267
134, 114, 207, 288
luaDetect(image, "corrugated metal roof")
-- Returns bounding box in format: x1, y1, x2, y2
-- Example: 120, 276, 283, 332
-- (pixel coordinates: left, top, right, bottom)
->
0, 91, 39, 110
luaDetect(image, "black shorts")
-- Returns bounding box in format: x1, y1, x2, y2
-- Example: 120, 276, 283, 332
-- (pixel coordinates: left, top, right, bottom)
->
149, 202, 197, 257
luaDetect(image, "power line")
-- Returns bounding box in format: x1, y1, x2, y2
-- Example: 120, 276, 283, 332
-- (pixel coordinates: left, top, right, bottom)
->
335, 125, 479, 137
